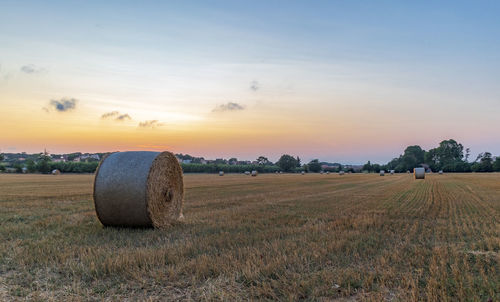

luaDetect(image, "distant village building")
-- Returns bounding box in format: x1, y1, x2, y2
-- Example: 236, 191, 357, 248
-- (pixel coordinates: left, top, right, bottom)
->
52, 156, 66, 163
321, 164, 339, 170
80, 154, 100, 161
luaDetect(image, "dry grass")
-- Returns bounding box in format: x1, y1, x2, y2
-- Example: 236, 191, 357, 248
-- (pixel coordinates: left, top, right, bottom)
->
0, 173, 498, 301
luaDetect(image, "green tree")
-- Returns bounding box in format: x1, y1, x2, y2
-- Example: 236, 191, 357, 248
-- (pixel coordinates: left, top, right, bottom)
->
425, 148, 439, 171
13, 163, 23, 173
307, 159, 322, 173
26, 159, 36, 173
0, 153, 4, 161
256, 156, 271, 165
362, 161, 373, 172
386, 157, 401, 171
277, 154, 298, 172
424, 139, 465, 171
439, 139, 464, 163
435, 140, 463, 167
37, 152, 52, 174
474, 152, 493, 172
401, 145, 425, 171
493, 156, 500, 172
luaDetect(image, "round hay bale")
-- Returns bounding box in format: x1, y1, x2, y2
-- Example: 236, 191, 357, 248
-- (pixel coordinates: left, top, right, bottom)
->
380, 170, 385, 176
251, 170, 258, 177
219, 171, 224, 176
390, 170, 395, 175
51, 169, 61, 175
245, 171, 250, 175
326, 171, 330, 175
301, 171, 305, 175
414, 167, 425, 179
320, 171, 324, 174
93, 151, 183, 228
439, 170, 443, 175
339, 171, 345, 175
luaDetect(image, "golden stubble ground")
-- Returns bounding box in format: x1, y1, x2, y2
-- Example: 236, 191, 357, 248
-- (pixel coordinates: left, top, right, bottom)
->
0, 173, 498, 301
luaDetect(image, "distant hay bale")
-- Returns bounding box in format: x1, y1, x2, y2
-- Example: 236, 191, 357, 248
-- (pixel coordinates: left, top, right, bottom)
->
251, 170, 258, 177
93, 151, 183, 228
339, 171, 345, 175
51, 169, 61, 175
301, 171, 305, 175
320, 171, 324, 174
414, 167, 425, 179
326, 171, 330, 175
380, 170, 385, 176
407, 170, 410, 174
245, 171, 250, 175
390, 170, 395, 175
219, 171, 224, 176
439, 170, 443, 175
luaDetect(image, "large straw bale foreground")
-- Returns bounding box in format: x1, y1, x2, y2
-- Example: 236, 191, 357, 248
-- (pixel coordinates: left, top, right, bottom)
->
94, 151, 183, 228
0, 173, 498, 301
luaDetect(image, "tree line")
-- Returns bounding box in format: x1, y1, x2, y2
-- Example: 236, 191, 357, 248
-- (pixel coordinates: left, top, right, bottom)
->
182, 155, 347, 173
0, 153, 100, 174
1, 139, 499, 174
363, 139, 500, 173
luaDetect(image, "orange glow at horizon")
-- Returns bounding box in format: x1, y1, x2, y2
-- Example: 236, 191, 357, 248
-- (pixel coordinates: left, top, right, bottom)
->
3, 94, 493, 163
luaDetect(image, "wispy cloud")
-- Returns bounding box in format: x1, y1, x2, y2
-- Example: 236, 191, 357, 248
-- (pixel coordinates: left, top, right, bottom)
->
101, 111, 119, 119
138, 120, 163, 128
101, 111, 132, 121
20, 64, 45, 74
212, 102, 246, 112
47, 98, 77, 112
250, 80, 259, 91
116, 114, 131, 121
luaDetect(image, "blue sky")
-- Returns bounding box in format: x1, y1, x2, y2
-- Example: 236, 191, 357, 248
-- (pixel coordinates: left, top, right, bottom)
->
1, 1, 499, 163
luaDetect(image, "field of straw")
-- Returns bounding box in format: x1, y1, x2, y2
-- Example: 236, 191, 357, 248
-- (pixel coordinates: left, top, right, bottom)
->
0, 173, 498, 301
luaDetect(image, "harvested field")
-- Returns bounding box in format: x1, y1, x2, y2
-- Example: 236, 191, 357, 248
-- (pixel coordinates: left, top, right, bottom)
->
0, 173, 499, 301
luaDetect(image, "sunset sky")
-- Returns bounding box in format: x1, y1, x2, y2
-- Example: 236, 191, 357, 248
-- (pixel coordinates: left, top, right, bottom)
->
1, 1, 499, 163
